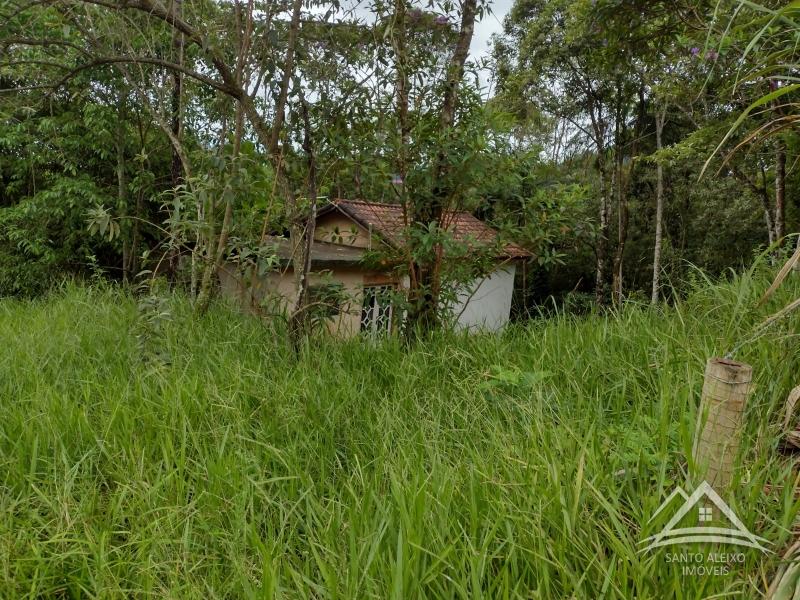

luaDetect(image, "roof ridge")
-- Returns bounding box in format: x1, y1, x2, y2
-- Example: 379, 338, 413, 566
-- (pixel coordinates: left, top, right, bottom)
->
332, 198, 401, 208
333, 198, 483, 219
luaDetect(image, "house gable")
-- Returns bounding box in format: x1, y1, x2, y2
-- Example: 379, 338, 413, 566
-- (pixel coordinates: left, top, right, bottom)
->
313, 212, 374, 249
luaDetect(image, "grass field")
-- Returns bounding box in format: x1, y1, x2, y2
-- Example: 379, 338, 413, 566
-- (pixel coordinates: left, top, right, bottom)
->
1, 266, 800, 598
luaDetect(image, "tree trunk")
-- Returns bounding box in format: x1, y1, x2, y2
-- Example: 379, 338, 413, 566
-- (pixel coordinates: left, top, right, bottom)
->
611, 84, 643, 306
795, 236, 800, 273
116, 112, 129, 283
651, 105, 667, 304
406, 0, 478, 337
610, 87, 624, 306
761, 197, 776, 247
392, 0, 414, 334
760, 163, 777, 245
595, 155, 610, 306
587, 94, 610, 308
170, 0, 184, 191
195, 0, 252, 315
288, 94, 318, 345
195, 109, 241, 314
265, 0, 316, 341
611, 152, 628, 305
393, 0, 409, 206
775, 137, 786, 244
268, 0, 302, 156
195, 193, 232, 315
166, 0, 185, 283
130, 192, 143, 278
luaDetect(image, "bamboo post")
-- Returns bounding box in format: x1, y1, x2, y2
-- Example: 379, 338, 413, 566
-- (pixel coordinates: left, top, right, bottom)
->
794, 237, 800, 272
691, 358, 753, 492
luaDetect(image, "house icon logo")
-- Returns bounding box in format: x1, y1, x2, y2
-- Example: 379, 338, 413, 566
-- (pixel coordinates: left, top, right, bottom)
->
638, 481, 771, 553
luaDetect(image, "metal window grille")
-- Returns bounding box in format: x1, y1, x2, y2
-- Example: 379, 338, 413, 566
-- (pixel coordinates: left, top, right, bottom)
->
360, 285, 394, 335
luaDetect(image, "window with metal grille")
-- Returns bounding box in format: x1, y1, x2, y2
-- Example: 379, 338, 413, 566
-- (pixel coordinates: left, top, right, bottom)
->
360, 285, 394, 335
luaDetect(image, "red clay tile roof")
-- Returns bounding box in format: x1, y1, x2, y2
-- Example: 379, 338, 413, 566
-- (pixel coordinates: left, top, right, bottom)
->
322, 199, 531, 259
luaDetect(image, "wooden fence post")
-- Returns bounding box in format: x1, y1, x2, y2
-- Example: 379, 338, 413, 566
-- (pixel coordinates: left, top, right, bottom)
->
692, 358, 753, 492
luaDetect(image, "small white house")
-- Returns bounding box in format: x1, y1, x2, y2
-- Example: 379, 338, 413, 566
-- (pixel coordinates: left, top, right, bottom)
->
219, 199, 530, 337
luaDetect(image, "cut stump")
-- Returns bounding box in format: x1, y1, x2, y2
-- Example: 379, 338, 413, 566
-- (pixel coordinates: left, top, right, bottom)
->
692, 357, 753, 492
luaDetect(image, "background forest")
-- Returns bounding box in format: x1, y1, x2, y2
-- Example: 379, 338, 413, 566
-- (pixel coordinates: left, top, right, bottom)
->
1, 0, 798, 316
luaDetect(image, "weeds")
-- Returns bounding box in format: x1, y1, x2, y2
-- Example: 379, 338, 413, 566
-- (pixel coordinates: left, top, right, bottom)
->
0, 267, 799, 598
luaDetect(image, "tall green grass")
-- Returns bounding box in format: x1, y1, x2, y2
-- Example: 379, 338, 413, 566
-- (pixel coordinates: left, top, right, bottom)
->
1, 265, 799, 598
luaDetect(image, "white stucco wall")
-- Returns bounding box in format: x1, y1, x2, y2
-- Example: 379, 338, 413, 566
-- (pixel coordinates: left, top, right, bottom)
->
219, 261, 517, 337
450, 264, 516, 332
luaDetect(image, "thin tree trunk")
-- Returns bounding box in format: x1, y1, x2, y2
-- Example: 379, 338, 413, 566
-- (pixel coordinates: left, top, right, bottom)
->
595, 155, 610, 306
170, 0, 184, 190
760, 163, 776, 246
795, 236, 800, 273
165, 0, 185, 282
117, 152, 129, 283
195, 0, 251, 315
393, 0, 414, 331
130, 192, 143, 277
115, 105, 129, 282
288, 93, 318, 344
268, 0, 302, 157
195, 110, 241, 314
651, 104, 667, 304
394, 0, 409, 201
406, 0, 478, 337
266, 0, 303, 248
264, 0, 316, 340
587, 95, 610, 307
436, 1, 477, 144
611, 84, 642, 306
775, 137, 786, 244
611, 150, 628, 305
195, 195, 233, 314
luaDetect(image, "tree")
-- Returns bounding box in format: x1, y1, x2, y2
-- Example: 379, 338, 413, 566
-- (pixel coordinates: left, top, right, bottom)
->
399, 0, 483, 335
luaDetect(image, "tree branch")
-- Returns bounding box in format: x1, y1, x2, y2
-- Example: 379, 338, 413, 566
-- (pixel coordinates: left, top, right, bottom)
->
12, 55, 236, 96
1, 37, 93, 57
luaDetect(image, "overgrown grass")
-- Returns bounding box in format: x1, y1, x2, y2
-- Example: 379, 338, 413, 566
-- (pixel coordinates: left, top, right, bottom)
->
1, 265, 799, 598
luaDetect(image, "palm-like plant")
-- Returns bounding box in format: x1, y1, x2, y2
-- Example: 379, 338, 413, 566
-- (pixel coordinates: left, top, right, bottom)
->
704, 1, 800, 330
704, 0, 800, 172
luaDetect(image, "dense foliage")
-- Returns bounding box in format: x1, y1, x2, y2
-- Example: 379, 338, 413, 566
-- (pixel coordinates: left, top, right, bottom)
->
1, 0, 796, 314
492, 0, 799, 305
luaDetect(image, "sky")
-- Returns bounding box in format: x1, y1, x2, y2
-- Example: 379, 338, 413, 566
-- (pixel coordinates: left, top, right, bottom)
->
470, 0, 513, 61
470, 0, 514, 93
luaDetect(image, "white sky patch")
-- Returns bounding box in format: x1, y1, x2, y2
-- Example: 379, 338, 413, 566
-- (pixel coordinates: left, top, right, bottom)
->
470, 0, 513, 94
